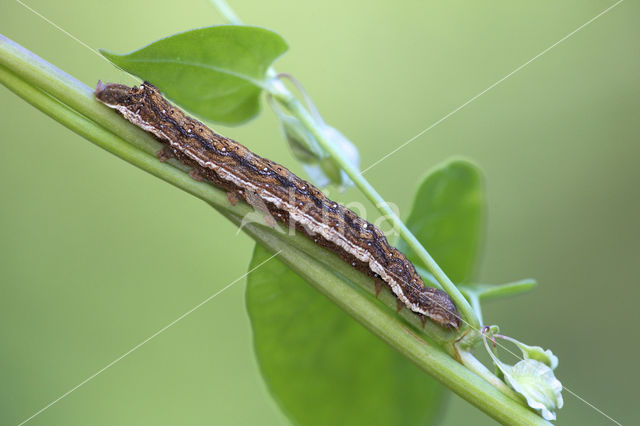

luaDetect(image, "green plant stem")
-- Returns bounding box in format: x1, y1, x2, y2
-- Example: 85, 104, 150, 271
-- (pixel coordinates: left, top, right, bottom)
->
210, 0, 243, 25
0, 37, 544, 424
468, 292, 484, 325
274, 92, 479, 328
458, 350, 522, 403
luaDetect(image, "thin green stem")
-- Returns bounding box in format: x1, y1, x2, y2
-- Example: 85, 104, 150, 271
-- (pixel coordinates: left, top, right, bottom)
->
458, 350, 523, 403
469, 292, 484, 325
476, 279, 537, 300
210, 0, 243, 25
273, 92, 479, 328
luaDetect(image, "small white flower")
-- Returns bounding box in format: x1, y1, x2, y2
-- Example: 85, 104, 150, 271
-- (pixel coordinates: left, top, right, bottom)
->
483, 329, 563, 421
501, 359, 563, 421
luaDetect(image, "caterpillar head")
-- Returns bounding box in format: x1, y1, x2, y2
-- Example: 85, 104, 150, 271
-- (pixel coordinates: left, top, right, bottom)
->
419, 288, 461, 329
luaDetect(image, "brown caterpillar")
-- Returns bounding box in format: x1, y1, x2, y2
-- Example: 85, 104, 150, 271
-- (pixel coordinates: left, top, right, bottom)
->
95, 81, 461, 329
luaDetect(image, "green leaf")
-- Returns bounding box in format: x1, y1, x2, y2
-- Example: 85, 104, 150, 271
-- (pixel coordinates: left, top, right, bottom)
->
100, 25, 287, 125
460, 279, 537, 301
247, 245, 446, 426
398, 159, 485, 283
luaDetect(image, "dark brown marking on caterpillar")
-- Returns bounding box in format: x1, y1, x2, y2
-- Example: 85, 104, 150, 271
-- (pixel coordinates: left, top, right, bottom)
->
95, 81, 461, 329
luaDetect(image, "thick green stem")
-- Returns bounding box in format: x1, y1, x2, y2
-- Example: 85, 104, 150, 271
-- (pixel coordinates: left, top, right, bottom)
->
0, 37, 544, 425
222, 211, 546, 426
0, 36, 167, 161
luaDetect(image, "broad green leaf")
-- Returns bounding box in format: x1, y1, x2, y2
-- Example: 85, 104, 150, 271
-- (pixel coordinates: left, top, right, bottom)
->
398, 159, 485, 283
101, 25, 287, 125
247, 245, 446, 426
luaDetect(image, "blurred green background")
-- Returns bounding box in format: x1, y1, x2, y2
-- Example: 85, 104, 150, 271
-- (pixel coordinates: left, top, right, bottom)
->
1, 0, 638, 424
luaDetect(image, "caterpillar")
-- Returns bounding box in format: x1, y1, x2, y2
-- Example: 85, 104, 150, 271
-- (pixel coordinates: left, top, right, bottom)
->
95, 81, 461, 329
